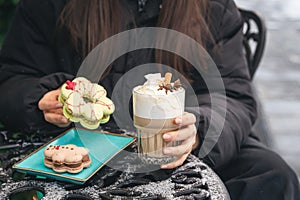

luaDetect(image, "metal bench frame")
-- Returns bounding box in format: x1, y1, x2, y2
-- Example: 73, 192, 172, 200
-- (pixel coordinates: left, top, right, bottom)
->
239, 8, 267, 79
239, 8, 272, 147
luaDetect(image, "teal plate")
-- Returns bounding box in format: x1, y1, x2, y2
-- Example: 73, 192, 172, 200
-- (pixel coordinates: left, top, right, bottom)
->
13, 128, 135, 184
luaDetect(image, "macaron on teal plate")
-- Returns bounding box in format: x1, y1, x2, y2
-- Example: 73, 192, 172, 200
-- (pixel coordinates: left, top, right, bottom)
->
13, 128, 135, 184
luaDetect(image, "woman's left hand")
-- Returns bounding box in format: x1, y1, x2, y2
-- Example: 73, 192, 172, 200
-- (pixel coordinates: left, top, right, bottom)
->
161, 112, 198, 169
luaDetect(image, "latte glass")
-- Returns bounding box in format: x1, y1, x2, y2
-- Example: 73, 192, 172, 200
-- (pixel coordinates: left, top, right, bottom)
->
133, 86, 185, 165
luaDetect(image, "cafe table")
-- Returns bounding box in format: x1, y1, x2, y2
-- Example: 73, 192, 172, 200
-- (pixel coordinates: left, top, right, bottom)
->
0, 128, 230, 200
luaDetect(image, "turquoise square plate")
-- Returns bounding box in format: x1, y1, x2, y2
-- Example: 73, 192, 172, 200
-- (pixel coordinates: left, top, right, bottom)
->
13, 128, 135, 184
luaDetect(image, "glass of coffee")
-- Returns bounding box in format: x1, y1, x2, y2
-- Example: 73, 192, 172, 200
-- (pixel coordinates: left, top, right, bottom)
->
133, 73, 185, 165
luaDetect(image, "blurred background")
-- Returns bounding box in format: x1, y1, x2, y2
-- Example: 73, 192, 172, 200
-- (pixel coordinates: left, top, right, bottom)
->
0, 0, 299, 177
235, 0, 300, 178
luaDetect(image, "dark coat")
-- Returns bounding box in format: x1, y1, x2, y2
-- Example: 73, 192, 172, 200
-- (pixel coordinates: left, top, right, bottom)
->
0, 0, 256, 170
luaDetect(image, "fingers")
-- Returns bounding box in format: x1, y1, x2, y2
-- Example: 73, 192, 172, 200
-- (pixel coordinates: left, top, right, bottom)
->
161, 148, 192, 169
55, 122, 71, 128
39, 100, 62, 111
38, 89, 62, 111
159, 112, 197, 169
163, 124, 196, 142
43, 112, 69, 127
48, 108, 64, 115
39, 89, 69, 128
174, 112, 196, 126
163, 136, 196, 156
163, 112, 196, 141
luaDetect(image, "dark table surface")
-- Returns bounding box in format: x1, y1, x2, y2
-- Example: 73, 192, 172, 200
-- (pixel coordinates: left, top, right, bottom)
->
0, 128, 230, 200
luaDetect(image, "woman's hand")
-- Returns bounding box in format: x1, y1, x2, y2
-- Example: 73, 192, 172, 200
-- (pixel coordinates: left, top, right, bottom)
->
161, 112, 198, 169
38, 89, 70, 128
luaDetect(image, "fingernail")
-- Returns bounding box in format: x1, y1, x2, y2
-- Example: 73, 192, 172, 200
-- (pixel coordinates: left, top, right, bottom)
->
163, 134, 171, 140
56, 103, 63, 108
175, 118, 182, 124
62, 118, 68, 123
161, 164, 167, 169
164, 148, 171, 155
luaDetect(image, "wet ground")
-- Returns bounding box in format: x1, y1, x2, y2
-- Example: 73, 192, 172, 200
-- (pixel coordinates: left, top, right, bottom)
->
235, 0, 300, 177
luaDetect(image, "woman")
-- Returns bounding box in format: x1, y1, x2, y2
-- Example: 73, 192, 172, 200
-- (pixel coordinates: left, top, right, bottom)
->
0, 0, 299, 199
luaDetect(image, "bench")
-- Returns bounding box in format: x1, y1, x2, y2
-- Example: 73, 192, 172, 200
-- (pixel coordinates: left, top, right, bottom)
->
239, 8, 272, 147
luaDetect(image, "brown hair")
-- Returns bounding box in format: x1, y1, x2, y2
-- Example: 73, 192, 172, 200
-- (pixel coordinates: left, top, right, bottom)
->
59, 0, 213, 77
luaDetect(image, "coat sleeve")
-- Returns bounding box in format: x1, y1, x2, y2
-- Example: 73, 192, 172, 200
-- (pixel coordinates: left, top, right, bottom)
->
190, 0, 257, 170
0, 0, 74, 135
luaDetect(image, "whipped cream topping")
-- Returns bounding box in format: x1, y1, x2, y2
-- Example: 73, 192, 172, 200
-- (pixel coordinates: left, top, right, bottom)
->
133, 73, 185, 119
